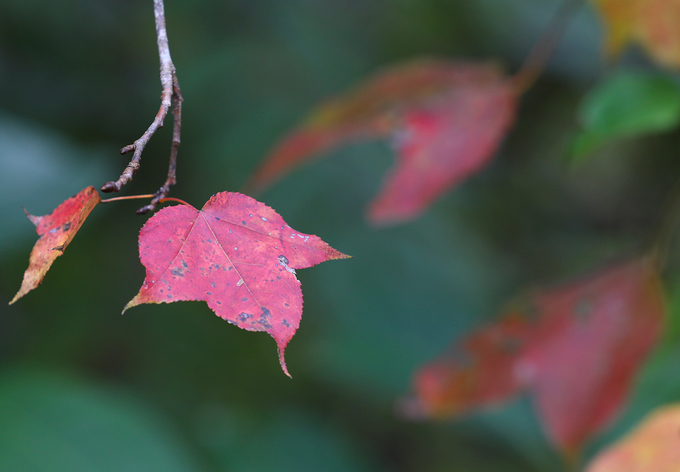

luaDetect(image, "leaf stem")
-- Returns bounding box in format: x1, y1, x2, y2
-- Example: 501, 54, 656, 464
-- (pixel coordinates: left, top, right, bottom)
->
512, 0, 584, 94
649, 173, 680, 271
101, 194, 156, 203
158, 197, 193, 207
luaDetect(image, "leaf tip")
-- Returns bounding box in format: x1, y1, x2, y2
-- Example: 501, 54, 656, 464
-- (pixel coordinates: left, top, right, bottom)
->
22, 206, 41, 227
278, 349, 292, 379
333, 251, 352, 260
121, 295, 141, 315
395, 395, 429, 420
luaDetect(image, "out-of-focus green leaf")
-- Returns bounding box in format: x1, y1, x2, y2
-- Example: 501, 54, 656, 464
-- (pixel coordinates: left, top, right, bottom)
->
571, 72, 680, 160
0, 367, 205, 472
196, 406, 379, 472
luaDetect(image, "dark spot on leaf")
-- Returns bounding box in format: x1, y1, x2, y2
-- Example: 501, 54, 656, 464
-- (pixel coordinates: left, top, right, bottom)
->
181, 260, 188, 268
448, 348, 473, 368
282, 319, 291, 327
258, 316, 272, 330
49, 227, 59, 234
279, 255, 289, 265
215, 217, 220, 221
242, 221, 246, 225
210, 282, 216, 288
284, 303, 289, 307
242, 297, 248, 302
216, 300, 222, 305
575, 299, 593, 323
63, 222, 71, 231
229, 229, 233, 234
261, 307, 272, 318
499, 337, 523, 353
238, 312, 252, 322
206, 291, 212, 295
171, 268, 184, 277
524, 304, 540, 322
167, 294, 173, 299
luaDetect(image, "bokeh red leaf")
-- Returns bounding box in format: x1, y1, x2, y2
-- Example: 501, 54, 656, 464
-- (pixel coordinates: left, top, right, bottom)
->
10, 186, 101, 304
585, 403, 680, 472
404, 258, 665, 456
406, 311, 533, 419
123, 192, 349, 376
592, 0, 680, 68
247, 59, 519, 226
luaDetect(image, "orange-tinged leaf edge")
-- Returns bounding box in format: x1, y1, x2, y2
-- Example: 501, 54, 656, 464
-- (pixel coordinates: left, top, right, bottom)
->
10, 186, 101, 304
585, 403, 680, 472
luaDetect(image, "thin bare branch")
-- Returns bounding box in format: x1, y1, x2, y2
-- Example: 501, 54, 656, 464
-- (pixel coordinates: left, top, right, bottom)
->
512, 0, 584, 94
102, 0, 182, 214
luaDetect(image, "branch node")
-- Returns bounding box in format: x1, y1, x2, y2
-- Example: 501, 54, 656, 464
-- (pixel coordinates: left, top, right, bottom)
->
101, 181, 120, 193
102, 0, 181, 213
120, 144, 135, 155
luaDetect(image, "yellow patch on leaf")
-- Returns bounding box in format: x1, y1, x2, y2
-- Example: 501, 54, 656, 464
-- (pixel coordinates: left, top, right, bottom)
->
593, 0, 680, 68
10, 186, 101, 304
586, 403, 680, 472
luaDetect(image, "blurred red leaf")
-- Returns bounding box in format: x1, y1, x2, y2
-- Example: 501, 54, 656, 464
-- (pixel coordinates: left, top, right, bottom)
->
408, 311, 533, 418
585, 403, 680, 472
247, 59, 519, 226
592, 0, 680, 68
10, 186, 101, 305
123, 192, 349, 376
404, 258, 665, 455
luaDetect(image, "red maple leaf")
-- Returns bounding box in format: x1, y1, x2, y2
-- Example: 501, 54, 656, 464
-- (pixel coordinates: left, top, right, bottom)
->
123, 192, 349, 376
246, 59, 519, 226
10, 186, 101, 304
403, 258, 665, 456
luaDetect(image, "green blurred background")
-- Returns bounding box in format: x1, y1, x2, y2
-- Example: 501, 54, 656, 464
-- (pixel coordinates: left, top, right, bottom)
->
2, 0, 680, 470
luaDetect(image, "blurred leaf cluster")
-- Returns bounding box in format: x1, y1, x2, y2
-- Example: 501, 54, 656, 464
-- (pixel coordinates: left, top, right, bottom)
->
3, 0, 680, 471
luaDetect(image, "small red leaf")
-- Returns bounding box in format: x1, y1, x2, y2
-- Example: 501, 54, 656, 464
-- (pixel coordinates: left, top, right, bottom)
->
247, 59, 519, 225
10, 186, 101, 304
406, 311, 533, 419
404, 258, 665, 456
124, 192, 349, 376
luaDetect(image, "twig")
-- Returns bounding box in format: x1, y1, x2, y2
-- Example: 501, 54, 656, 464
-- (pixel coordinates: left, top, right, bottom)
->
511, 0, 584, 94
101, 0, 183, 214
649, 173, 680, 271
